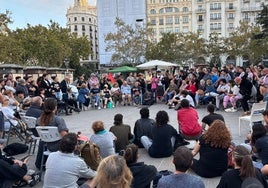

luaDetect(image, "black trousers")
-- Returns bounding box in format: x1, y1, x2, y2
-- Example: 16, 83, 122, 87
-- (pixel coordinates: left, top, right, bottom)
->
241, 95, 251, 112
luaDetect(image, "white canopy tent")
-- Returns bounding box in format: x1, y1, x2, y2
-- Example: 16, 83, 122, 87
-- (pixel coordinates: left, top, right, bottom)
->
136, 60, 178, 69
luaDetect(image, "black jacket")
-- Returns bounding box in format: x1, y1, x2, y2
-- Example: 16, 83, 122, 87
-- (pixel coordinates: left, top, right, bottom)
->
133, 118, 154, 148
128, 162, 157, 188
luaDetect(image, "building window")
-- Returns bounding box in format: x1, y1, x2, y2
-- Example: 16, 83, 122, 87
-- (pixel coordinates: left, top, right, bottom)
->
74, 25, 77, 31
175, 17, 180, 24
198, 5, 203, 11
82, 25, 85, 31
166, 17, 173, 25
198, 15, 203, 21
151, 19, 156, 25
228, 13, 234, 19
198, 25, 203, 30
166, 0, 172, 2
89, 26, 92, 31
229, 23, 234, 29
229, 3, 233, 9
174, 7, 179, 12
74, 17, 77, 21
166, 27, 173, 33
182, 7, 189, 12
159, 18, 164, 25
89, 18, 91, 22
173, 0, 178, 2
175, 27, 180, 33
150, 9, 156, 14
82, 17, 85, 21
159, 8, 164, 14
183, 16, 188, 23
165, 7, 173, 13
68, 18, 70, 21
159, 28, 164, 34
82, 32, 85, 36
183, 27, 188, 33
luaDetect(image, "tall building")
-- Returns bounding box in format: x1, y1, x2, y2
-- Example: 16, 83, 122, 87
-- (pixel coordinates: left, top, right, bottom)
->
66, 0, 98, 62
147, 0, 193, 42
97, 0, 147, 65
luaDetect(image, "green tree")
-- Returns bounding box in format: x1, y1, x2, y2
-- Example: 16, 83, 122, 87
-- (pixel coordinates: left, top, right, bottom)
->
207, 33, 226, 67
0, 10, 12, 32
257, 4, 268, 35
105, 17, 153, 65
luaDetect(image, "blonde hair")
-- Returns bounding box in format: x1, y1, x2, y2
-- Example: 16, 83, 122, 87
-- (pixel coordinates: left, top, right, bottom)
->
93, 155, 132, 188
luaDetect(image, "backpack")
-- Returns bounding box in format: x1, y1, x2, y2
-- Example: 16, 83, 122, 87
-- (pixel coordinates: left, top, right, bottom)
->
3, 143, 28, 156
79, 141, 102, 171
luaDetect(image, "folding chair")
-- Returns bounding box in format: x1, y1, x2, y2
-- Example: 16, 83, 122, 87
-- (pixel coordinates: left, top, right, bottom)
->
36, 126, 61, 180
238, 102, 267, 136
20, 116, 40, 154
3, 115, 26, 145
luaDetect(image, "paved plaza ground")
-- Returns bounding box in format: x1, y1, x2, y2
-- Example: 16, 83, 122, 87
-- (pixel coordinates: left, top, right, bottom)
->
17, 103, 248, 188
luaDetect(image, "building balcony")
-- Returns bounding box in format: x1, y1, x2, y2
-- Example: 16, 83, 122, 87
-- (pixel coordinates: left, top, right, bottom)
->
196, 8, 206, 13
210, 17, 222, 20
241, 6, 262, 12
198, 19, 204, 22
210, 27, 222, 30
197, 28, 204, 32
227, 27, 234, 30
227, 17, 234, 20
226, 6, 236, 11
210, 7, 221, 11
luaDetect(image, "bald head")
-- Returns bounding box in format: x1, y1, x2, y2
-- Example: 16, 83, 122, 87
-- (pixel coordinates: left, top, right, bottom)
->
31, 96, 42, 106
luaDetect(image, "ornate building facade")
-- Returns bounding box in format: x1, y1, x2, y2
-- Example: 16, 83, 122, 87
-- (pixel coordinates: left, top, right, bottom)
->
66, 0, 98, 61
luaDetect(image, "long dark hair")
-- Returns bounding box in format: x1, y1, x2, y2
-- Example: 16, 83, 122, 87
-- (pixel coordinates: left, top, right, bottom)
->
124, 144, 138, 165
39, 98, 57, 126
251, 124, 267, 144
233, 145, 255, 180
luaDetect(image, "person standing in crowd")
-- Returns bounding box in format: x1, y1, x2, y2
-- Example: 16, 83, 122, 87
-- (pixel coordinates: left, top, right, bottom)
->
157, 146, 205, 188
141, 110, 177, 158
133, 107, 154, 148
109, 114, 133, 153
40, 74, 52, 98
191, 120, 231, 178
217, 145, 268, 188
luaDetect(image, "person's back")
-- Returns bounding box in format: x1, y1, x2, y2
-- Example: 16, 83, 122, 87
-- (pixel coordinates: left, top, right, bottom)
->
44, 133, 95, 188
157, 146, 205, 188
44, 151, 94, 188
110, 124, 132, 152
133, 107, 154, 148
109, 114, 133, 152
202, 104, 225, 129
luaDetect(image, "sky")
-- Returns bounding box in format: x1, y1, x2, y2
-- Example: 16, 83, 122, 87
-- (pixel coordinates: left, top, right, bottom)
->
0, 0, 96, 30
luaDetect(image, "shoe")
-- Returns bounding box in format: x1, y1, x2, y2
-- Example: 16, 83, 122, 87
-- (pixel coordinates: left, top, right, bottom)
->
28, 172, 41, 187
74, 108, 81, 112
128, 103, 131, 106
231, 108, 237, 112
98, 106, 101, 110
225, 108, 232, 112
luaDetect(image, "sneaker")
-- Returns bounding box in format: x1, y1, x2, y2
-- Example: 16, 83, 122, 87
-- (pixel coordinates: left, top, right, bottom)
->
225, 108, 232, 112
98, 106, 101, 110
231, 108, 237, 112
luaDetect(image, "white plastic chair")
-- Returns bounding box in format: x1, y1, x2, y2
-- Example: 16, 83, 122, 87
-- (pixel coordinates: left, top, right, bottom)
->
238, 102, 267, 136
21, 116, 39, 154
36, 126, 61, 180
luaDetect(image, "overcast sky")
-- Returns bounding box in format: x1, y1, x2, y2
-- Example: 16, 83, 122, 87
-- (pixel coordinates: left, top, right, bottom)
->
0, 0, 96, 30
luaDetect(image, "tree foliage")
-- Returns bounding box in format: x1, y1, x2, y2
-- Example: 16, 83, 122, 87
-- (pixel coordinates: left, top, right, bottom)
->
0, 15, 91, 69
105, 17, 153, 65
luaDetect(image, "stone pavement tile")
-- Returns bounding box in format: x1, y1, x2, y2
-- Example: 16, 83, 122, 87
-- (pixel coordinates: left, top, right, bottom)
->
19, 103, 245, 188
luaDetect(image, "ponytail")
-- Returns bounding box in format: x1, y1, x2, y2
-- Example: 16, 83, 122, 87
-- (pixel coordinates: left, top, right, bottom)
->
239, 155, 255, 180
124, 144, 138, 165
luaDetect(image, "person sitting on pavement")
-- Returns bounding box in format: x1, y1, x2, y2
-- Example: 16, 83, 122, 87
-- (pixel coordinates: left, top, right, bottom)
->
89, 155, 132, 188
177, 99, 202, 140
141, 110, 177, 158
109, 114, 133, 153
157, 146, 205, 188
191, 120, 231, 178
90, 121, 116, 158
44, 133, 96, 188
201, 104, 225, 131
133, 107, 154, 148
217, 145, 268, 188
124, 144, 157, 188
169, 90, 195, 109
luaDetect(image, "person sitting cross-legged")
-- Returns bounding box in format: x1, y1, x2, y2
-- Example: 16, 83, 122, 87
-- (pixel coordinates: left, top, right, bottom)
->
157, 146, 205, 188
201, 104, 225, 131
44, 133, 96, 188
